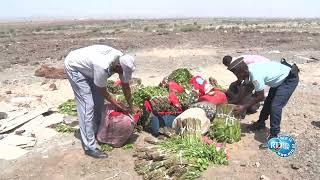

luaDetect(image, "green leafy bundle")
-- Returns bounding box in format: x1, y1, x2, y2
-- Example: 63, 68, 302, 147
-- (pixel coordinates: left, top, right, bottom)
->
150, 96, 177, 112
177, 90, 198, 110
134, 135, 228, 180
208, 104, 241, 143
132, 86, 168, 108
168, 68, 192, 87
58, 99, 77, 116
159, 135, 228, 170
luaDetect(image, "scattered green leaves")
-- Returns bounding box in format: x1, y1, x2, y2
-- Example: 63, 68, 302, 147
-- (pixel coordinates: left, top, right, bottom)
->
55, 122, 76, 133
58, 99, 77, 116
100, 144, 114, 153
122, 143, 134, 150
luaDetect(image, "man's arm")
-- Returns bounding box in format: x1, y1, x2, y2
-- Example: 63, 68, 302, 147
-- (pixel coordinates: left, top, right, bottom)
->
243, 90, 265, 109
234, 90, 265, 115
226, 81, 241, 104
121, 83, 133, 111
96, 86, 129, 113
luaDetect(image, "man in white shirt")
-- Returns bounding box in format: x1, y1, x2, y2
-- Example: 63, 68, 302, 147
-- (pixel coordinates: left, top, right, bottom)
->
64, 45, 136, 158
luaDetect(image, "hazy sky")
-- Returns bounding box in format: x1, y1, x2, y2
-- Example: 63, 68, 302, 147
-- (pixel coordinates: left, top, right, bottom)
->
1, 0, 319, 19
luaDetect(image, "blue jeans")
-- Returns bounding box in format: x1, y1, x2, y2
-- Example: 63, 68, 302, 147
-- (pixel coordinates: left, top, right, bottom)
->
258, 72, 299, 136
151, 114, 176, 136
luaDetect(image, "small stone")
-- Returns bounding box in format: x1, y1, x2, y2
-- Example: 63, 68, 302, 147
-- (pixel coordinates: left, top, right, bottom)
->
0, 112, 8, 119
255, 162, 261, 168
15, 130, 25, 135
240, 163, 247, 167
291, 163, 301, 170
49, 83, 58, 91
63, 116, 78, 126
303, 114, 307, 118
5, 90, 12, 94
80, 171, 85, 176
41, 79, 49, 85
276, 170, 282, 174
31, 62, 40, 66
260, 175, 270, 180
312, 82, 318, 85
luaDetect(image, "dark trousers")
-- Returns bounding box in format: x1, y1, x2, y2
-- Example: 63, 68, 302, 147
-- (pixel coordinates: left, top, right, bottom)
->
258, 73, 299, 136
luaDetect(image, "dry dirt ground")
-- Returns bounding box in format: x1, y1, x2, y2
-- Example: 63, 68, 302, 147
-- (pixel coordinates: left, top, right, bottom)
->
0, 19, 320, 180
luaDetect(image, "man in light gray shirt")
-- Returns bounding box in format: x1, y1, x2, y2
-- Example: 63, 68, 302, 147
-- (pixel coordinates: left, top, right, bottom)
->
64, 45, 136, 158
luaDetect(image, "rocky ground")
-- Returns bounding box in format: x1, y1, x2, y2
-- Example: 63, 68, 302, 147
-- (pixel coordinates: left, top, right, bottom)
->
0, 19, 319, 180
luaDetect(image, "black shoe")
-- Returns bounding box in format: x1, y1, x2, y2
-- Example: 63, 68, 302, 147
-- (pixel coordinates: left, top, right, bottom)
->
249, 121, 266, 131
259, 134, 278, 150
85, 149, 108, 159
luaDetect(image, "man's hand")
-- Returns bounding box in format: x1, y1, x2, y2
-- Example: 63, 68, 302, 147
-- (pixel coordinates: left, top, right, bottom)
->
233, 90, 265, 117
96, 86, 130, 113
114, 102, 130, 114
130, 106, 140, 114
233, 105, 246, 115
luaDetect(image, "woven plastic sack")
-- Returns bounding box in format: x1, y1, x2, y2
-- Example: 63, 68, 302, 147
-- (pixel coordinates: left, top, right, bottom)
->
172, 108, 210, 135
190, 102, 216, 120
198, 90, 227, 105
97, 104, 135, 148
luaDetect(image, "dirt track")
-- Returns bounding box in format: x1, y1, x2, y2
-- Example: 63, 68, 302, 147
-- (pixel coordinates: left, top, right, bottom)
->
0, 19, 320, 180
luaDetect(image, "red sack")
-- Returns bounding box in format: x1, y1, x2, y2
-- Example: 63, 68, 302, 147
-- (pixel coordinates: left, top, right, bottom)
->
97, 105, 135, 147
168, 81, 184, 93
169, 92, 182, 110
190, 76, 207, 96
198, 90, 228, 105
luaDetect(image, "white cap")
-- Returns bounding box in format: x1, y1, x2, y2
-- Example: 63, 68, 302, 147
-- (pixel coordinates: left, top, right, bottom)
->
119, 54, 136, 83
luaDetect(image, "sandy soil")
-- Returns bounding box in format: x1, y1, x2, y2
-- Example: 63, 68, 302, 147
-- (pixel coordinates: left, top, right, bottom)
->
0, 19, 320, 180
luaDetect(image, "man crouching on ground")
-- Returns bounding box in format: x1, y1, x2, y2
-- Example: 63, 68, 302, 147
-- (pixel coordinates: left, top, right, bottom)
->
229, 58, 299, 149
64, 45, 136, 158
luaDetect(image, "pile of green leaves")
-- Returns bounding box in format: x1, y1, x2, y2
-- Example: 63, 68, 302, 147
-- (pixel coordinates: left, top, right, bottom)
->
159, 135, 228, 169
150, 97, 177, 112
132, 86, 168, 108
208, 104, 241, 143
177, 90, 198, 110
168, 68, 192, 87
134, 135, 228, 179
58, 99, 77, 116
55, 122, 76, 133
